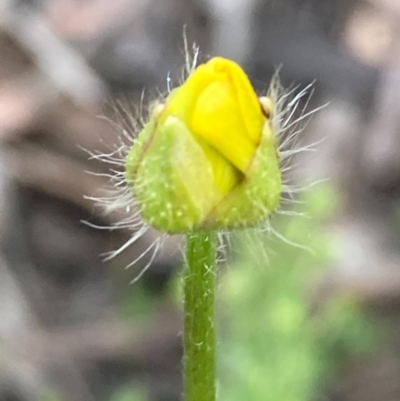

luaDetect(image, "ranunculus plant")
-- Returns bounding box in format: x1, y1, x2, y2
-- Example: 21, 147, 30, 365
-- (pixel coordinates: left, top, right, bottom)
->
122, 57, 283, 401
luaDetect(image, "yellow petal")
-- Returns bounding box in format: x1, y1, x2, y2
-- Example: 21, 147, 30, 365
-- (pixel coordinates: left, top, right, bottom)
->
205, 57, 263, 145
190, 78, 255, 172
190, 58, 264, 172
160, 64, 217, 123
198, 138, 242, 196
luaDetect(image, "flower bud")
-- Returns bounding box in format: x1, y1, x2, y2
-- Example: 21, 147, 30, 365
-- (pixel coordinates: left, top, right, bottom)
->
125, 57, 282, 233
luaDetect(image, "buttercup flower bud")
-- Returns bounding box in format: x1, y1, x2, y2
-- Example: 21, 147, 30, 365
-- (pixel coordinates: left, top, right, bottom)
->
125, 57, 282, 233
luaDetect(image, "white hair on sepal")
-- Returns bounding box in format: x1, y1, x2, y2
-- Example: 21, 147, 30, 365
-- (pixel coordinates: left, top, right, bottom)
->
249, 75, 328, 255
81, 113, 158, 281
153, 39, 198, 104
267, 74, 327, 187
262, 218, 315, 255
240, 227, 274, 268
83, 169, 161, 282
183, 26, 200, 76
127, 235, 164, 285
216, 230, 232, 265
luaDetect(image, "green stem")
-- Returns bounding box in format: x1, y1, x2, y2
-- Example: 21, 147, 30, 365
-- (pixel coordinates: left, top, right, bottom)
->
184, 230, 218, 401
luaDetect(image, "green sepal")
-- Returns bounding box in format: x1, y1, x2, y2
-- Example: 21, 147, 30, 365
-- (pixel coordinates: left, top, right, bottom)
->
205, 122, 282, 229
126, 116, 220, 232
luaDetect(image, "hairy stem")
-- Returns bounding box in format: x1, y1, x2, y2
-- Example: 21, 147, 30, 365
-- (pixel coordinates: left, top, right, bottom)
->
184, 230, 218, 401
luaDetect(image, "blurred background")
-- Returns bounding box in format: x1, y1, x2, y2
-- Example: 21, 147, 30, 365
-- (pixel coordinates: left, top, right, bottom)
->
0, 0, 400, 400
